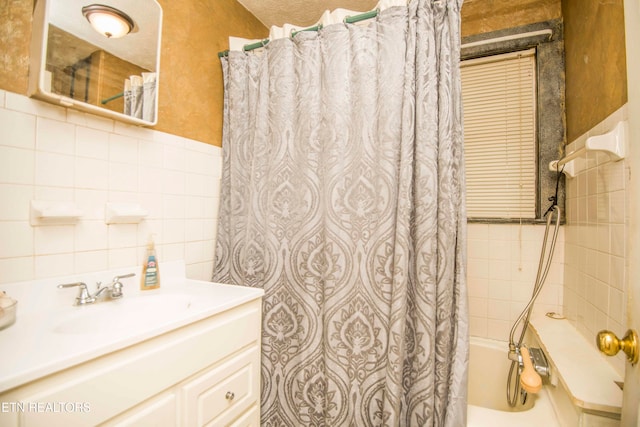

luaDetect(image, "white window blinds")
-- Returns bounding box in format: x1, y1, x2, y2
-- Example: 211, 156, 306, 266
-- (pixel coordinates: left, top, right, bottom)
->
461, 49, 537, 219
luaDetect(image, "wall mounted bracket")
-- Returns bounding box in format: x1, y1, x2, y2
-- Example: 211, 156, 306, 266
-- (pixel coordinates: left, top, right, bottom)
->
549, 121, 627, 178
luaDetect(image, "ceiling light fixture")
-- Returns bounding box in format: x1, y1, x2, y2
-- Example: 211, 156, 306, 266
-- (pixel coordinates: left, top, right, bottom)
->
82, 4, 135, 39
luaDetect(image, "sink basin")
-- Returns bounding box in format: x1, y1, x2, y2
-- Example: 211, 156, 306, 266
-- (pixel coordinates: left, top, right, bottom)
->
52, 294, 194, 334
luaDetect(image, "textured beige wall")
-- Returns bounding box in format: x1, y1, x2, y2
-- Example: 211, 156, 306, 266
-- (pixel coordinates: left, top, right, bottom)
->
0, 0, 32, 95
156, 0, 267, 146
562, 0, 627, 143
461, 0, 561, 37
0, 0, 267, 147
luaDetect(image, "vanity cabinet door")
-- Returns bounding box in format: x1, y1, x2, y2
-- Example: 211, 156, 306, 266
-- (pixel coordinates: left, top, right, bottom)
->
229, 404, 259, 427
106, 392, 177, 427
181, 345, 260, 427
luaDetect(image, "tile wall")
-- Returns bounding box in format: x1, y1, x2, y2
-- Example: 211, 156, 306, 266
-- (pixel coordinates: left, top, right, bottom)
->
467, 105, 630, 376
467, 222, 565, 340
562, 105, 629, 375
0, 91, 221, 285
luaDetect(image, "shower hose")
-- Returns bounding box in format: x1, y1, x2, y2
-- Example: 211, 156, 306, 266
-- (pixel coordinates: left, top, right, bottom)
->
506, 204, 561, 407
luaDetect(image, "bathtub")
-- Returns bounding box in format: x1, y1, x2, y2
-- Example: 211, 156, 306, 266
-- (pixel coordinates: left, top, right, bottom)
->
467, 337, 559, 426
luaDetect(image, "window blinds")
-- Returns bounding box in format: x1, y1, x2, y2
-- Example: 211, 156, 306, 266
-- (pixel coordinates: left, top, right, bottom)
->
461, 49, 537, 219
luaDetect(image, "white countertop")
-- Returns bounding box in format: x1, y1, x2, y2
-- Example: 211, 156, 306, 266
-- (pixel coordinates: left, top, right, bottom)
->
0, 261, 263, 393
530, 312, 623, 414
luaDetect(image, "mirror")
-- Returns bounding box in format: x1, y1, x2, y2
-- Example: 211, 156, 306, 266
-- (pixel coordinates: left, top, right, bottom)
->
29, 0, 162, 126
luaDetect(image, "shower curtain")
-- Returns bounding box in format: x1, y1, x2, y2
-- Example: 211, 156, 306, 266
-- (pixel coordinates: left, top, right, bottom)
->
213, 0, 468, 425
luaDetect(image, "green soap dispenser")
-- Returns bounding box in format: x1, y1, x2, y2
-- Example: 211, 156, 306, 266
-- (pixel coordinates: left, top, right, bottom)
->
141, 236, 160, 290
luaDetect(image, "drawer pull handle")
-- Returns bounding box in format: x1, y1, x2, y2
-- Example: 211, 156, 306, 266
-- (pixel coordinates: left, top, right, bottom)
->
225, 391, 235, 401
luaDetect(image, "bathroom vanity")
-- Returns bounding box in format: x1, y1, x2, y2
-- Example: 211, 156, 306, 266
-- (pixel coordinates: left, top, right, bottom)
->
0, 262, 263, 426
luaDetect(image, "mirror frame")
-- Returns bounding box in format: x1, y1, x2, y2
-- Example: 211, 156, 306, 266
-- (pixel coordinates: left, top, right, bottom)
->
28, 0, 163, 126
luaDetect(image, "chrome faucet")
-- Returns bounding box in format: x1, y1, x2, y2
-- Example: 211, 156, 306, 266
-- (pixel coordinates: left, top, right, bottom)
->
58, 273, 135, 305
507, 343, 550, 377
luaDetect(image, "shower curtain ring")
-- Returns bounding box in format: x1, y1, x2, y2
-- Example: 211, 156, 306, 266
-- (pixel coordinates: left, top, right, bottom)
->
344, 9, 380, 26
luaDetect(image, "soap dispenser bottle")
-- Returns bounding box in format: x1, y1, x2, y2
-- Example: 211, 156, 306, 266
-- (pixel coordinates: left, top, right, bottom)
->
141, 236, 160, 290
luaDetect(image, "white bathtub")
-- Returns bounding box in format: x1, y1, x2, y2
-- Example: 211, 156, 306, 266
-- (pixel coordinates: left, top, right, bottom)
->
467, 337, 559, 427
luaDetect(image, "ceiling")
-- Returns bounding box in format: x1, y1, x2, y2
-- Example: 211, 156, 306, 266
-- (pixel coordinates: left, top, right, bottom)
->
237, 0, 379, 28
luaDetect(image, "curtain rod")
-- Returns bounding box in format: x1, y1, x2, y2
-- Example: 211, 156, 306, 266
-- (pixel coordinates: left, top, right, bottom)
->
217, 9, 379, 58
219, 17, 554, 58
461, 29, 553, 49
101, 92, 123, 104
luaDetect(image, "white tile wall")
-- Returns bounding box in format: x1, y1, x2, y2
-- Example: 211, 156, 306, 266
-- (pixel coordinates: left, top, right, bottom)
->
0, 91, 222, 284
467, 222, 565, 341
563, 105, 629, 375
468, 106, 630, 377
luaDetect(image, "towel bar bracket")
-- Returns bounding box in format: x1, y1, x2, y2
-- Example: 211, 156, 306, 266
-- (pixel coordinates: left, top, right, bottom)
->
549, 121, 627, 178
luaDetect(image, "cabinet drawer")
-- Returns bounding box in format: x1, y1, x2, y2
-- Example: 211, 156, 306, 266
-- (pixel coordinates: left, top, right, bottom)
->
181, 345, 260, 427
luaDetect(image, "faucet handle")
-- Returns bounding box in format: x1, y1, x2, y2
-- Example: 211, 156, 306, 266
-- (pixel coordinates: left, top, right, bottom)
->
111, 281, 124, 298
114, 273, 135, 281
58, 282, 86, 289
58, 282, 95, 305
109, 273, 134, 299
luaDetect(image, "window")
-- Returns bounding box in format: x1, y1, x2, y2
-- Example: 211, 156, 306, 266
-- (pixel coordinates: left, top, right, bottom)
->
461, 49, 537, 219
460, 21, 565, 222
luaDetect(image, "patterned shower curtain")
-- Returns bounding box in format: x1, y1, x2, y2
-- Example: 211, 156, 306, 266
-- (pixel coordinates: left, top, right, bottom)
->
213, 0, 468, 425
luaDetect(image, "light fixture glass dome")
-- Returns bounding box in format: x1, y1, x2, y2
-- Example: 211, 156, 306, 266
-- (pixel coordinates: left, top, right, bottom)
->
82, 4, 134, 39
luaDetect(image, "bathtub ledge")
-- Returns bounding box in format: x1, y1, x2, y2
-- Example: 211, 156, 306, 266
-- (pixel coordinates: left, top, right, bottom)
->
529, 312, 623, 415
